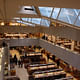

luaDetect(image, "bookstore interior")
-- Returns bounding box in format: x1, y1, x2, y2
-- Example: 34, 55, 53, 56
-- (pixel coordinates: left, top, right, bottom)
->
0, 0, 80, 80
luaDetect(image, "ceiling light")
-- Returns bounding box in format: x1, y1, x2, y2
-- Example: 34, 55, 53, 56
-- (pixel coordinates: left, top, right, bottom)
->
24, 8, 34, 11
1, 22, 4, 26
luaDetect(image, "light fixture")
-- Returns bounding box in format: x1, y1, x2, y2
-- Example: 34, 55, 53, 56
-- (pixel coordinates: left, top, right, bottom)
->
24, 8, 34, 11
1, 22, 4, 26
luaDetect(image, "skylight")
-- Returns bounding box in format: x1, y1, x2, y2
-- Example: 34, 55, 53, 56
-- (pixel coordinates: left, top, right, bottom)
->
22, 18, 32, 22
15, 6, 80, 28
75, 15, 80, 27
58, 8, 80, 24
41, 19, 50, 27
17, 20, 35, 26
52, 8, 60, 19
39, 7, 80, 27
39, 7, 53, 17
22, 18, 41, 25
32, 18, 41, 24
58, 8, 71, 24
21, 18, 50, 27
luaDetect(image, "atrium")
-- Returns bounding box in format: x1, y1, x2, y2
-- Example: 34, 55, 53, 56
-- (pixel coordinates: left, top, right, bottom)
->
0, 0, 80, 80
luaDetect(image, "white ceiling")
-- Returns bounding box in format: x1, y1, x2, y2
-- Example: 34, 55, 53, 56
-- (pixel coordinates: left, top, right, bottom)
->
0, 0, 80, 20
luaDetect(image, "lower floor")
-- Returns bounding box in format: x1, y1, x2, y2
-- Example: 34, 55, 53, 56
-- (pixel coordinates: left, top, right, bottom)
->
4, 46, 80, 80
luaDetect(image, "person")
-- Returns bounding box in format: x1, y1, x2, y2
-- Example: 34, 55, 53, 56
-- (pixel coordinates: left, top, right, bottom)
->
56, 59, 60, 68
47, 54, 50, 61
20, 59, 23, 68
2, 41, 7, 47
14, 55, 18, 65
18, 59, 21, 68
52, 55, 55, 61
18, 58, 23, 68
42, 35, 45, 40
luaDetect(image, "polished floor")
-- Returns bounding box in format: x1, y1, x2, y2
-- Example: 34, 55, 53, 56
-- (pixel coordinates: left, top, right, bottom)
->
15, 65, 29, 80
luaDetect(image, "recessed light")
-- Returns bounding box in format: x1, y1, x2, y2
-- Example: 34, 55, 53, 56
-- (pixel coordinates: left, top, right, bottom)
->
24, 8, 34, 11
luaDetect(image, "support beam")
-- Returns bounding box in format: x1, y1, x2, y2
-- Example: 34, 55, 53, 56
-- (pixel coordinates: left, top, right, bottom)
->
56, 8, 61, 19
34, 6, 42, 17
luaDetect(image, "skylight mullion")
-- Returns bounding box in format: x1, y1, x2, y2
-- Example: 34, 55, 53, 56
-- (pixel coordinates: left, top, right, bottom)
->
74, 9, 78, 15
50, 8, 54, 18
20, 17, 22, 26
31, 18, 32, 23
66, 15, 72, 24
40, 18, 42, 26
56, 8, 62, 19
49, 8, 54, 26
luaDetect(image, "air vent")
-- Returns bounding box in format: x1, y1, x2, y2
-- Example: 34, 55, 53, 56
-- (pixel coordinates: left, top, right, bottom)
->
24, 8, 34, 11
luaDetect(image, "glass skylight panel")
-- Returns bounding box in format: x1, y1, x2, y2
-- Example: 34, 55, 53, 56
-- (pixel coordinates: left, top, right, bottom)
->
22, 18, 32, 22
22, 18, 28, 21
74, 9, 80, 14
65, 9, 80, 24
52, 8, 60, 19
41, 19, 50, 27
27, 18, 32, 22
75, 15, 80, 27
58, 8, 80, 24
22, 22, 35, 26
32, 18, 41, 24
22, 18, 41, 25
16, 20, 35, 26
39, 7, 53, 17
18, 6, 37, 15
17, 20, 22, 23
13, 17, 20, 20
58, 8, 71, 24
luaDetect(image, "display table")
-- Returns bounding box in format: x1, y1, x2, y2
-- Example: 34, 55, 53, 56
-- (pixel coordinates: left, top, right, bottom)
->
27, 63, 56, 75
32, 71, 66, 80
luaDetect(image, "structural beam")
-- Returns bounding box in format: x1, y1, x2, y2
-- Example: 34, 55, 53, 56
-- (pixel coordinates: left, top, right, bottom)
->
34, 6, 42, 17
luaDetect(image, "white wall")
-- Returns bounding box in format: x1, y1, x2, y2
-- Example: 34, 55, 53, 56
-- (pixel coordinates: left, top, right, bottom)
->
0, 26, 80, 41
0, 38, 39, 47
39, 39, 80, 70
